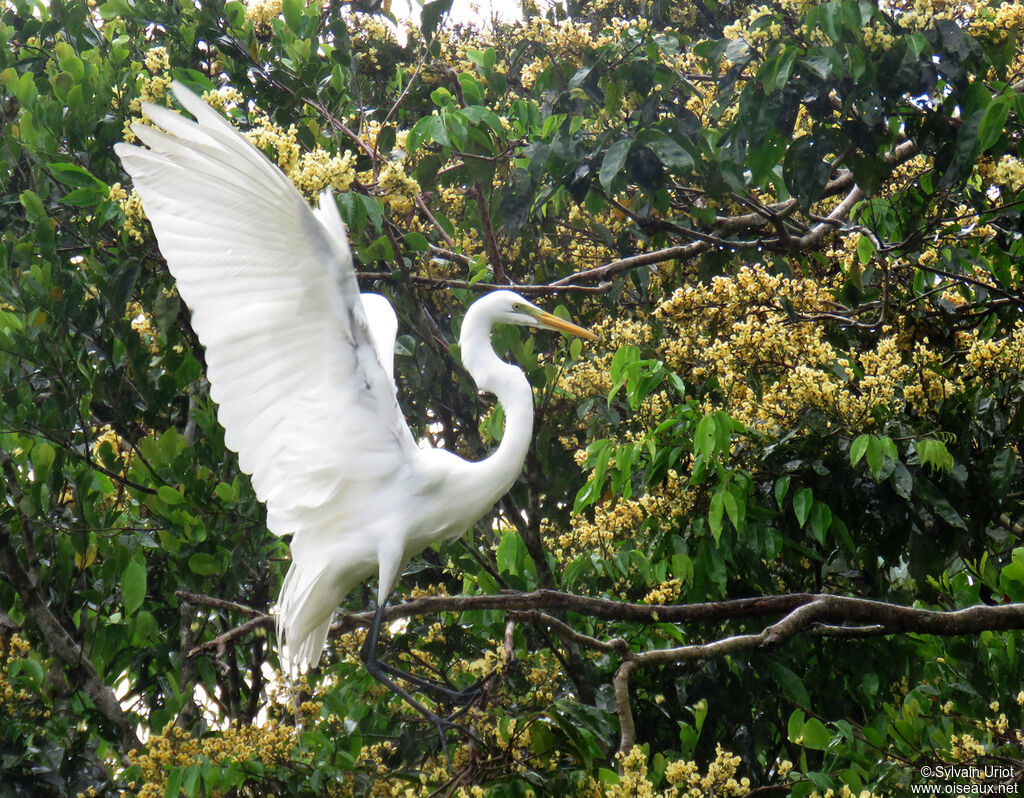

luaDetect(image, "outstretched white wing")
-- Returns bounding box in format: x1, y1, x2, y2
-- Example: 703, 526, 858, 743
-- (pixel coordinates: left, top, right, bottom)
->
114, 83, 416, 539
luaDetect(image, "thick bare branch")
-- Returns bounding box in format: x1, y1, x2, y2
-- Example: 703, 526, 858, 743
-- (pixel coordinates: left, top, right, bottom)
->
173, 588, 1024, 755
613, 595, 1024, 752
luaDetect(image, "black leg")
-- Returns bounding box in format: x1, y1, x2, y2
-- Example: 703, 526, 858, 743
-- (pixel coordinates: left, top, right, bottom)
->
360, 598, 484, 756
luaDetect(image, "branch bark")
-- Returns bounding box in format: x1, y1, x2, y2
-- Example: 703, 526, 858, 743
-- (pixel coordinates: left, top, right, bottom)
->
174, 589, 1024, 649
613, 595, 1024, 753
173, 588, 1024, 754
551, 139, 922, 287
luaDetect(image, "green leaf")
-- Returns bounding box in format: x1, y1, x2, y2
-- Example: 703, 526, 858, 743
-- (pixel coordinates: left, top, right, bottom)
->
164, 767, 184, 798
376, 125, 396, 155
770, 662, 810, 706
609, 345, 640, 392
158, 485, 183, 505
31, 443, 55, 480
999, 548, 1024, 602
19, 190, 47, 222
430, 86, 454, 106
599, 139, 631, 191
913, 478, 967, 530
774, 476, 790, 509
890, 462, 913, 500
978, 96, 1010, 153
403, 232, 430, 252
801, 717, 831, 750
783, 135, 830, 208
406, 116, 432, 154
722, 489, 742, 531
787, 709, 806, 743
458, 73, 485, 106
496, 531, 525, 576
62, 186, 108, 207
133, 610, 157, 645
808, 501, 832, 545
866, 436, 883, 479
793, 487, 813, 527
850, 434, 869, 466
856, 233, 875, 264
694, 414, 717, 457
915, 439, 954, 474
188, 552, 220, 576
122, 560, 147, 617
50, 162, 106, 189
646, 134, 694, 172
421, 0, 453, 38
428, 114, 450, 147
708, 491, 724, 544
281, 0, 304, 32
989, 448, 1017, 496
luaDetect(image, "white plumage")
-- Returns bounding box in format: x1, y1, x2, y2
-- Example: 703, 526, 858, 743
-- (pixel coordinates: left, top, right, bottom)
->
115, 82, 595, 673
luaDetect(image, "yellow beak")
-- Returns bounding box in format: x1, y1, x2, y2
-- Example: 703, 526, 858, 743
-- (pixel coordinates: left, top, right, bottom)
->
527, 308, 599, 342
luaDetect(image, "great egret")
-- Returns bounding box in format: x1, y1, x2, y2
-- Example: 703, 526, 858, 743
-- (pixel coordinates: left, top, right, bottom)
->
114, 83, 596, 718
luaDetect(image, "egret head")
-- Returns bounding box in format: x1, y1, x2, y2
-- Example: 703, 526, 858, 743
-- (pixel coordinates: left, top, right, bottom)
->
485, 289, 598, 341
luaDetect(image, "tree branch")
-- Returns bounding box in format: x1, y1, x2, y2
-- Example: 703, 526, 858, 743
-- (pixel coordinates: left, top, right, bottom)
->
174, 586, 1024, 755
613, 594, 1024, 752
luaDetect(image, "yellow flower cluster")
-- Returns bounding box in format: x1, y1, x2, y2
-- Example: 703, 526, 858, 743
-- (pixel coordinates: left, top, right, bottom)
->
809, 789, 884, 798
577, 744, 750, 798
330, 626, 368, 664
121, 47, 172, 142
109, 181, 147, 243
949, 732, 986, 760
969, 1, 1024, 42
143, 46, 169, 75
375, 161, 421, 217
200, 85, 246, 112
882, 0, 962, 34
242, 115, 357, 199
126, 721, 297, 798
963, 320, 1024, 379
244, 0, 282, 29
348, 10, 400, 50
0, 635, 49, 722
516, 16, 604, 91
991, 155, 1024, 192
860, 20, 897, 50
551, 470, 692, 566
126, 299, 161, 354
524, 648, 563, 704
641, 578, 683, 605
722, 4, 784, 46
985, 711, 1010, 736
522, 16, 599, 60
902, 340, 963, 414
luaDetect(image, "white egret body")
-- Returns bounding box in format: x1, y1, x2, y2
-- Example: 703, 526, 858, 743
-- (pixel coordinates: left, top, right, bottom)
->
114, 83, 595, 673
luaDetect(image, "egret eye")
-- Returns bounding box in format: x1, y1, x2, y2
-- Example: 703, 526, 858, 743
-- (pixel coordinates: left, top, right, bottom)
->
512, 303, 521, 311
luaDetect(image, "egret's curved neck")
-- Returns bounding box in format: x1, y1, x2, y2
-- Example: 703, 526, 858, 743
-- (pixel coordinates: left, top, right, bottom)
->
459, 304, 534, 505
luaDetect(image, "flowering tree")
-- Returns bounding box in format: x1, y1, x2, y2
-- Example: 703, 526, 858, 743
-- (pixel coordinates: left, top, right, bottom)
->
1, 0, 1024, 795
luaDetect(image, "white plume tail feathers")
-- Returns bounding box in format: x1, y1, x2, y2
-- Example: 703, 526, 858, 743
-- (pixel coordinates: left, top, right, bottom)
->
275, 562, 345, 672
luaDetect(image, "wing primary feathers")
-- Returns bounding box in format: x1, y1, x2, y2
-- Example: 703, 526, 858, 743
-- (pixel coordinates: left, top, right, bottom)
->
116, 83, 420, 666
